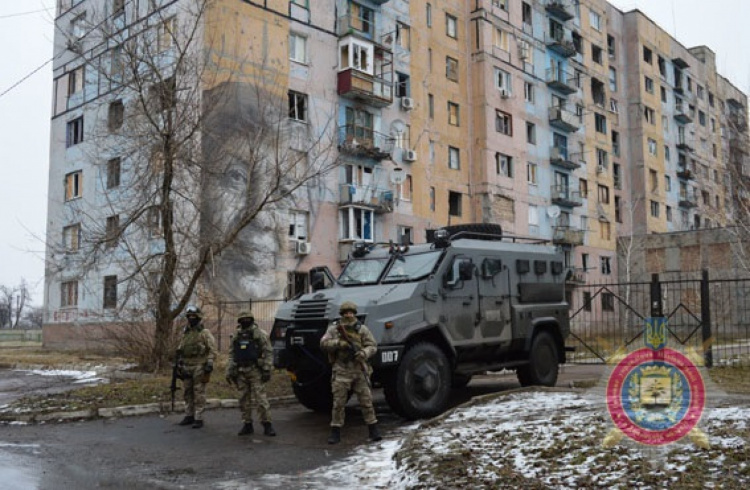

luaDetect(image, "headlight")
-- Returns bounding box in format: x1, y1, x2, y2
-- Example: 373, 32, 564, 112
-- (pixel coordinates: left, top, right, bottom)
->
271, 319, 291, 340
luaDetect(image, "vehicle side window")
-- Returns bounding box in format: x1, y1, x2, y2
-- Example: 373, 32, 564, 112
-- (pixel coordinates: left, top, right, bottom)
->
444, 257, 473, 288
481, 258, 502, 279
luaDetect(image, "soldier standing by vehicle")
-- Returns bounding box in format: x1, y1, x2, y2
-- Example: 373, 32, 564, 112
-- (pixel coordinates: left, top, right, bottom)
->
176, 305, 217, 429
320, 301, 382, 444
225, 310, 277, 437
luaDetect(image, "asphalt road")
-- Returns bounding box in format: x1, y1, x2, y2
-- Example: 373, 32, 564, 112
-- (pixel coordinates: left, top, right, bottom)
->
0, 365, 605, 489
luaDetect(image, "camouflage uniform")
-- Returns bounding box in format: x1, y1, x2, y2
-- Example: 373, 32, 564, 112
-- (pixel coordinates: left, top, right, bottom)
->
226, 311, 276, 436
320, 301, 381, 444
177, 307, 217, 428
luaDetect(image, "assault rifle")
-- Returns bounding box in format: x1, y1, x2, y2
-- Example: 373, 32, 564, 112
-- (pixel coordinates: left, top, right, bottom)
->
170, 350, 183, 412
337, 323, 371, 387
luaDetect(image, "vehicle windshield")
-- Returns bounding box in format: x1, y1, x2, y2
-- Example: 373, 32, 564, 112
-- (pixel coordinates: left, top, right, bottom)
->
338, 257, 390, 285
382, 251, 442, 282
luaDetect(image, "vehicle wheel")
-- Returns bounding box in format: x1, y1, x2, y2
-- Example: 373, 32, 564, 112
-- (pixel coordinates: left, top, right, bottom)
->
451, 373, 472, 390
383, 342, 452, 420
292, 372, 333, 412
516, 331, 560, 387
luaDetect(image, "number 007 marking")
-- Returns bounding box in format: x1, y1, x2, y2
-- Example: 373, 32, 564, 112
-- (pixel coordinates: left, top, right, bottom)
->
381, 350, 399, 363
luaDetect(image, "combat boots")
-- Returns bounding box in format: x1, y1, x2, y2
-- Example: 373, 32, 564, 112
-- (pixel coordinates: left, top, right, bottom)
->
368, 423, 382, 442
327, 426, 341, 444
263, 422, 277, 437
177, 416, 194, 426
192, 419, 204, 429
238, 423, 254, 436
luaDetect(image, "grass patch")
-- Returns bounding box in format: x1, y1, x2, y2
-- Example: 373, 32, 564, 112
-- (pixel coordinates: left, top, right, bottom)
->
708, 366, 750, 394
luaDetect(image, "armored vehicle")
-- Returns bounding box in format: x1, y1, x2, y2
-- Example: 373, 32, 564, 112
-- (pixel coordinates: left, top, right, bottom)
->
271, 225, 570, 420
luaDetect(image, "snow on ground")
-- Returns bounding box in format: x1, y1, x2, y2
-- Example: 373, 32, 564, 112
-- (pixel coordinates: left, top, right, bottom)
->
15, 368, 104, 384
219, 390, 750, 489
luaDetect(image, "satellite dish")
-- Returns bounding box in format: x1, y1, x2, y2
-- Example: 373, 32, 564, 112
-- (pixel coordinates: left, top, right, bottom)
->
390, 167, 406, 185
390, 119, 406, 134
547, 205, 561, 219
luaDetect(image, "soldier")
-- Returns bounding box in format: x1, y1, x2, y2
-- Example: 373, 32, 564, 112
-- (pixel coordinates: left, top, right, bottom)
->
225, 310, 277, 437
320, 301, 382, 444
176, 305, 217, 429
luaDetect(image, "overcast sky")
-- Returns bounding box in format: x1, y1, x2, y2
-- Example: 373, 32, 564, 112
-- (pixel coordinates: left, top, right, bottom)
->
0, 0, 747, 307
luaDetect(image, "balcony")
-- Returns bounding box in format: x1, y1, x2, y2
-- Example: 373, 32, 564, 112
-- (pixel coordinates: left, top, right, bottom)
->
551, 185, 583, 207
553, 226, 585, 246
545, 0, 574, 21
676, 140, 694, 152
673, 56, 690, 69
550, 146, 582, 170
566, 268, 587, 285
338, 69, 393, 108
674, 105, 693, 124
545, 31, 576, 58
676, 167, 694, 180
678, 194, 697, 208
338, 125, 394, 160
549, 106, 580, 132
339, 183, 394, 213
545, 67, 577, 95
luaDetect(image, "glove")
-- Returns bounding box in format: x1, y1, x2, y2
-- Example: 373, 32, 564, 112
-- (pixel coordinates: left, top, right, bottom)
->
354, 350, 367, 362
339, 340, 351, 350
204, 361, 213, 374
261, 370, 271, 383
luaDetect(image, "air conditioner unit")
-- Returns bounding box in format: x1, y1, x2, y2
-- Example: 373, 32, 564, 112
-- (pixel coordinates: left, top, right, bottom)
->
401, 97, 415, 110
296, 241, 312, 255
596, 165, 606, 174
499, 88, 510, 99
403, 149, 417, 162
518, 41, 529, 60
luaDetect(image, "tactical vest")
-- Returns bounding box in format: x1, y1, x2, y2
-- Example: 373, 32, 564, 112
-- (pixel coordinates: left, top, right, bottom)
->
233, 328, 260, 367
182, 328, 207, 360
331, 321, 363, 364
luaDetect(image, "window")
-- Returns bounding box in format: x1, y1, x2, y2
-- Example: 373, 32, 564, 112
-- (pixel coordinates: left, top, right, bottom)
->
697, 85, 704, 99
66, 116, 84, 147
109, 46, 123, 83
65, 171, 82, 200
496, 110, 512, 135
105, 215, 120, 248
341, 207, 374, 242
289, 210, 308, 241
597, 148, 608, 169
350, 2, 374, 35
650, 200, 660, 218
70, 13, 86, 42
601, 255, 613, 276
522, 2, 532, 27
108, 100, 124, 131
709, 92, 715, 107
643, 46, 652, 64
666, 206, 672, 222
107, 158, 121, 189
147, 206, 162, 238
448, 102, 460, 126
429, 186, 435, 211
595, 113, 607, 134
448, 191, 462, 216
448, 146, 460, 169
592, 44, 602, 64
288, 91, 307, 122
602, 292, 614, 311
63, 224, 81, 252
526, 122, 536, 144
61, 281, 78, 308
658, 56, 666, 77
699, 111, 706, 126
583, 291, 592, 312
495, 68, 511, 93
527, 162, 538, 185
428, 94, 434, 119
426, 3, 432, 27
615, 196, 622, 223
613, 164, 621, 189
661, 86, 667, 102
648, 138, 657, 156
579, 178, 588, 198
446, 57, 458, 81
609, 68, 617, 92
157, 17, 175, 52
662, 115, 669, 131
396, 72, 410, 97
598, 184, 610, 204
429, 140, 435, 164
103, 275, 117, 309
665, 175, 672, 192
600, 220, 611, 240
589, 10, 601, 31
149, 77, 175, 111
446, 14, 457, 39
644, 106, 655, 125
493, 27, 509, 52
289, 33, 307, 63
528, 205, 539, 232
645, 76, 654, 93
524, 82, 534, 103
496, 153, 513, 177
607, 34, 615, 58
68, 66, 84, 97
291, 0, 308, 6
399, 175, 413, 201
612, 131, 620, 156
396, 22, 410, 50
493, 0, 508, 9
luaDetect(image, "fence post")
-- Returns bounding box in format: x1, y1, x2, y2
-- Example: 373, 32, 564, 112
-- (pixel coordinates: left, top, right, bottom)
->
217, 302, 223, 352
650, 273, 662, 317
701, 269, 713, 368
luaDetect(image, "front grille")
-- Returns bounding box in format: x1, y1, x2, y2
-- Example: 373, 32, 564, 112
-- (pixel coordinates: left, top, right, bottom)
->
292, 298, 330, 320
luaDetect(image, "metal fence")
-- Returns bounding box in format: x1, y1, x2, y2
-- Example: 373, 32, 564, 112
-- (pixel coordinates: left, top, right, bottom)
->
567, 271, 750, 367
203, 299, 284, 352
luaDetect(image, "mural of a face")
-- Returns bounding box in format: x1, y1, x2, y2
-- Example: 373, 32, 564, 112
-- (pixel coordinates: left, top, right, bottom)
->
201, 82, 287, 301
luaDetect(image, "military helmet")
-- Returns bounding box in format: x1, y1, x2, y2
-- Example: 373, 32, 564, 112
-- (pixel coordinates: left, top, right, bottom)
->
237, 310, 254, 322
185, 305, 203, 319
339, 301, 358, 314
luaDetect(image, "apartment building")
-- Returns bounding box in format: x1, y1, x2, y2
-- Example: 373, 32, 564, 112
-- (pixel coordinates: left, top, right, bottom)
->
44, 0, 748, 330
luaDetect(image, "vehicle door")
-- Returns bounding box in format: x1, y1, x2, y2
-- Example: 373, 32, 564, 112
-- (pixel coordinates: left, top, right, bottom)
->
440, 255, 478, 341
476, 256, 512, 343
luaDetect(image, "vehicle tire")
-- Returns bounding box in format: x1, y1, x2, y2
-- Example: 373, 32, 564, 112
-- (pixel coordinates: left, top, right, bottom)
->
516, 331, 560, 387
451, 373, 472, 390
292, 372, 333, 412
442, 223, 503, 241
383, 342, 452, 420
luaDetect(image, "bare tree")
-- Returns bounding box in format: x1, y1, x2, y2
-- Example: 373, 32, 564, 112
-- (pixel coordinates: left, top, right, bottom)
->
48, 0, 339, 368
0, 280, 32, 329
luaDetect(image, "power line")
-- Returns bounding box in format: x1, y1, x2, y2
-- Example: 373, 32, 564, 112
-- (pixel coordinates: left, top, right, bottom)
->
0, 58, 54, 100
0, 7, 54, 20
